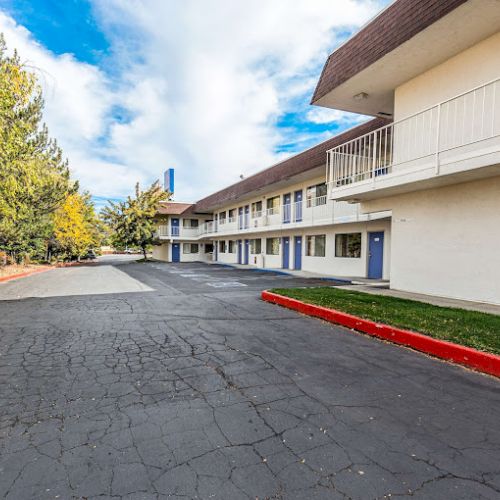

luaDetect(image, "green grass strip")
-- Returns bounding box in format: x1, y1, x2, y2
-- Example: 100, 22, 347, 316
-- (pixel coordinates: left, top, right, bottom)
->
270, 287, 500, 355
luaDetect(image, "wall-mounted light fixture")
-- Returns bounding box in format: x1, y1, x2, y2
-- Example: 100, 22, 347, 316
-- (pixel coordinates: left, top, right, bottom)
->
353, 92, 369, 101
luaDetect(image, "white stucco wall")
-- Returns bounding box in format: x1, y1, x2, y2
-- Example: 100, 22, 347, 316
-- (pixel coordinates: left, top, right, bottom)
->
394, 32, 500, 120
211, 220, 391, 279
362, 175, 500, 304
152, 243, 169, 261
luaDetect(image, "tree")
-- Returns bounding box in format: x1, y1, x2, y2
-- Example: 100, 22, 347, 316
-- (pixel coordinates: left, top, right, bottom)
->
102, 182, 170, 260
0, 35, 75, 262
53, 192, 100, 260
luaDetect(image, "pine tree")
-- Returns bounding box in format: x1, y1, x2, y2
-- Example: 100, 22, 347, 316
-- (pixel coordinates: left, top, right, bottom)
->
0, 35, 75, 262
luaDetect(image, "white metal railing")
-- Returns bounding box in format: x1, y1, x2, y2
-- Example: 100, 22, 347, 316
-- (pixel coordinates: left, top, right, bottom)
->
306, 195, 327, 208
293, 201, 302, 222
282, 203, 291, 223
157, 225, 169, 237
327, 77, 500, 189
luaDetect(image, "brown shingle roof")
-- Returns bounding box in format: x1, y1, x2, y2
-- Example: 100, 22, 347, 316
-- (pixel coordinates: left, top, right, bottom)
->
194, 117, 389, 212
311, 0, 469, 104
157, 202, 196, 216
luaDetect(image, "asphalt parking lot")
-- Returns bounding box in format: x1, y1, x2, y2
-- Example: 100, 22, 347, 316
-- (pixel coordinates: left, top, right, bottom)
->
0, 257, 499, 499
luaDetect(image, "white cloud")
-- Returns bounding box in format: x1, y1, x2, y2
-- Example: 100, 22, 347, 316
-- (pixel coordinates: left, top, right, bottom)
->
0, 1, 383, 203
307, 108, 370, 126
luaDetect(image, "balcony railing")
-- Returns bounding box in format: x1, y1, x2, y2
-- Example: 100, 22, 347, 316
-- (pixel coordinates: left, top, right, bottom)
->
157, 225, 198, 238
327, 77, 500, 192
192, 195, 386, 238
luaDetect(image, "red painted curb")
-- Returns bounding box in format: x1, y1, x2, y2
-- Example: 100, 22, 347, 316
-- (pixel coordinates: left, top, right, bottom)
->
261, 290, 500, 378
0, 267, 53, 283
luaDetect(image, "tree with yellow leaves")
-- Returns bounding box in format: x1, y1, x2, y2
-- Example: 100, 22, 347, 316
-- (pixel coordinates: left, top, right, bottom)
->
53, 192, 99, 260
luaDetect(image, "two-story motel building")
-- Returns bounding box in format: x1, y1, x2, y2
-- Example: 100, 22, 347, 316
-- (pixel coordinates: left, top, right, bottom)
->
154, 0, 500, 305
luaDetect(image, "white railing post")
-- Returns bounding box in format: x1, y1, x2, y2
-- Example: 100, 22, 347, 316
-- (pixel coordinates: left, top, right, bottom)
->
435, 102, 441, 175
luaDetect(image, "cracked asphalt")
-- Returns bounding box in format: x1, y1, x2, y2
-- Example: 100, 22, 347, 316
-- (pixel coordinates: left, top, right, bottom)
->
0, 256, 499, 500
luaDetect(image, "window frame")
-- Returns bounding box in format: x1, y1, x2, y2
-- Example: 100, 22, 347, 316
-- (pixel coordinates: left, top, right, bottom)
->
266, 196, 280, 214
183, 243, 199, 254
306, 234, 326, 257
250, 238, 262, 254
266, 237, 280, 255
335, 233, 362, 258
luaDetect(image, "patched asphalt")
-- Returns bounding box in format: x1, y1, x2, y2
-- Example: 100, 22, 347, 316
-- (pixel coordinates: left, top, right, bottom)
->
0, 257, 499, 499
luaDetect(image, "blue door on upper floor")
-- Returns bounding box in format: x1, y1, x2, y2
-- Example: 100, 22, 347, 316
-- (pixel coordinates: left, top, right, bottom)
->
172, 243, 180, 262
294, 236, 302, 270
244, 239, 250, 265
237, 240, 243, 264
283, 193, 291, 223
171, 218, 180, 237
368, 232, 384, 279
282, 236, 290, 269
294, 190, 303, 222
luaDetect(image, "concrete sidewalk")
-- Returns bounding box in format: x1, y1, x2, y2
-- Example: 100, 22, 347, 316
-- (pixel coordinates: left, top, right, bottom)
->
338, 284, 500, 315
210, 262, 387, 285
209, 262, 500, 315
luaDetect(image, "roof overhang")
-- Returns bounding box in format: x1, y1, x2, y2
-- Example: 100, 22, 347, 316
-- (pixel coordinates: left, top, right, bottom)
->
312, 0, 500, 117
194, 118, 390, 212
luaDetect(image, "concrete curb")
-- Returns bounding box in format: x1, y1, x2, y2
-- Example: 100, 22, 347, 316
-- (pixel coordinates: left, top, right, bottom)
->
261, 290, 500, 378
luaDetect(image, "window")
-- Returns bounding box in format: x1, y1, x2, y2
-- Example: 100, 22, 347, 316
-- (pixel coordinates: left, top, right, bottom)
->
183, 219, 199, 228
251, 201, 262, 217
228, 209, 236, 222
228, 240, 235, 253
250, 239, 262, 254
306, 183, 327, 207
306, 235, 326, 257
266, 196, 280, 214
183, 243, 199, 254
219, 240, 226, 253
219, 211, 226, 224
205, 243, 214, 253
266, 237, 279, 255
335, 233, 361, 258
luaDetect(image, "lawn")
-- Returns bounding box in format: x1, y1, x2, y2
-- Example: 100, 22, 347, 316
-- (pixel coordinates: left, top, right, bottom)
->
270, 287, 500, 355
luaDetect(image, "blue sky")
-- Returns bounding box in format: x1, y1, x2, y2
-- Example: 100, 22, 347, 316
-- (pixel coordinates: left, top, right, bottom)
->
0, 0, 388, 207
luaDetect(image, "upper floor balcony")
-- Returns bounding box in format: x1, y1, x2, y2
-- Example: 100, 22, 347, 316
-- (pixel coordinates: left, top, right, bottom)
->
156, 225, 199, 240
196, 195, 390, 238
327, 78, 500, 201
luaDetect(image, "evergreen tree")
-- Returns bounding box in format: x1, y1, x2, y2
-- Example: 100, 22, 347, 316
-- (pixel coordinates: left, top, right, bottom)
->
0, 35, 75, 262
102, 182, 170, 260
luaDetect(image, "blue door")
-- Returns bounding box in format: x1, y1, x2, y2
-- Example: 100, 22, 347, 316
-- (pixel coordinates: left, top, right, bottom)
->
172, 243, 180, 262
237, 240, 243, 264
244, 239, 250, 264
294, 236, 302, 270
282, 237, 290, 269
294, 190, 302, 222
368, 232, 384, 279
214, 242, 218, 261
283, 193, 291, 223
171, 218, 180, 237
